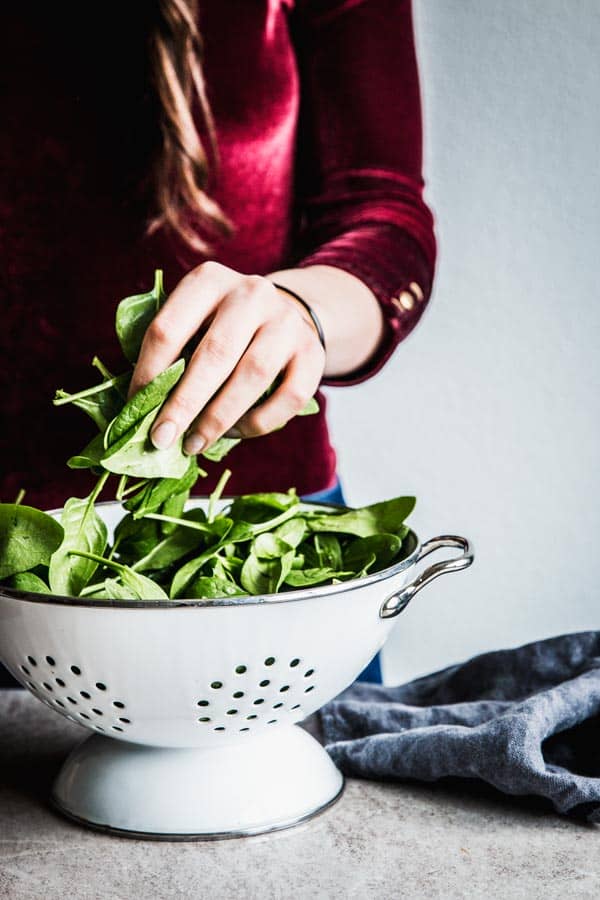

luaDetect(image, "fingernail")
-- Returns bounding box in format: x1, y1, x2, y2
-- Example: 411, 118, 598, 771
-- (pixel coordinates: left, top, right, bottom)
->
184, 435, 206, 455
224, 428, 242, 439
151, 421, 177, 450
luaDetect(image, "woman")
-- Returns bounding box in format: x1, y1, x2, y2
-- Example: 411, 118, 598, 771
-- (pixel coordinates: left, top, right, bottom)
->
1, 0, 436, 682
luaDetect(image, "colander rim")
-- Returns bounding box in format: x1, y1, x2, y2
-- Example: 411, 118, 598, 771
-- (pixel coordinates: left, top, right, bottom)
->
0, 499, 420, 609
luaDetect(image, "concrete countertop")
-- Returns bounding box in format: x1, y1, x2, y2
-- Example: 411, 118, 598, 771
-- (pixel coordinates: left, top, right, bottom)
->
0, 689, 598, 900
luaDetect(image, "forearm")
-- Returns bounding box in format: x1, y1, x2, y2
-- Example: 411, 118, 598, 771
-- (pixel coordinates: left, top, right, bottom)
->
267, 265, 385, 380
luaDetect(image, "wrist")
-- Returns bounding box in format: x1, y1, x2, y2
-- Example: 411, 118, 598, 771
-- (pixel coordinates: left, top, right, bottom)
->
271, 282, 327, 352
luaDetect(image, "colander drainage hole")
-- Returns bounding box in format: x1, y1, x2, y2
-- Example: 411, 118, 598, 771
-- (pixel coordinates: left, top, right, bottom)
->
304, 669, 315, 677
112, 726, 123, 732
42, 683, 53, 692
55, 678, 65, 687
235, 665, 247, 674
211, 681, 223, 689
80, 713, 90, 720
273, 702, 283, 709
305, 686, 315, 693
264, 657, 275, 666
70, 666, 81, 676
232, 691, 244, 699
27, 656, 37, 667
45, 656, 55, 667
259, 680, 270, 687
214, 727, 225, 732
290, 658, 300, 668
26, 682, 36, 691
92, 709, 103, 716
198, 717, 211, 723
247, 714, 258, 720
113, 701, 125, 709
21, 665, 30, 676
80, 691, 91, 699
95, 682, 107, 691
291, 704, 301, 710
226, 709, 238, 716
67, 697, 77, 705
253, 699, 264, 706
240, 727, 250, 732
119, 717, 131, 724
197, 700, 209, 707
56, 700, 65, 708
279, 685, 290, 693
267, 720, 277, 725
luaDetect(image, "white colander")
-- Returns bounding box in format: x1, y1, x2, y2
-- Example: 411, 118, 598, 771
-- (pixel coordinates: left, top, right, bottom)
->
0, 500, 473, 839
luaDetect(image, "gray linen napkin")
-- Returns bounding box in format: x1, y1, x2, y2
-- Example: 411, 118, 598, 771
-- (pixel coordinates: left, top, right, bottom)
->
320, 631, 600, 821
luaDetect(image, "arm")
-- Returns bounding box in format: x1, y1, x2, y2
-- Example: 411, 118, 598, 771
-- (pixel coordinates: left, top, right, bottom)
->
275, 0, 436, 383
129, 0, 434, 453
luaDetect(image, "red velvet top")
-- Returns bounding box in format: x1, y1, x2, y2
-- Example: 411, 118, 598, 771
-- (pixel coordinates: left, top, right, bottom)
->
1, 0, 435, 509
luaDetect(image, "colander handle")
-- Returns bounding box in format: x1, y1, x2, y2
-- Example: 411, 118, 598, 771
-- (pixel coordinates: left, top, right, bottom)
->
379, 535, 474, 619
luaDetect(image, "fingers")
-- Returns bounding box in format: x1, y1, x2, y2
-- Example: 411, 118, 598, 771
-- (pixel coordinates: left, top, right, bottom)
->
128, 261, 236, 398
129, 261, 326, 453
233, 348, 325, 439
151, 285, 270, 448
181, 321, 296, 453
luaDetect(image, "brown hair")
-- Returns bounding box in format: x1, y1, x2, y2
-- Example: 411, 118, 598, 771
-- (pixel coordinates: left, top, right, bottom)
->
147, 0, 232, 254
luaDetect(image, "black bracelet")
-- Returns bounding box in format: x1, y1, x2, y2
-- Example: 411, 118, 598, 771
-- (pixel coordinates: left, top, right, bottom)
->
271, 282, 327, 352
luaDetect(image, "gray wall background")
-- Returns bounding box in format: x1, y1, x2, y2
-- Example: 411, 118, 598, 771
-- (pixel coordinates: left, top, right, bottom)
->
324, 0, 600, 683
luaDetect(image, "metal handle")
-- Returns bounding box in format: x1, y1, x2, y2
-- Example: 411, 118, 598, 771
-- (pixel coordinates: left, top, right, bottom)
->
379, 535, 474, 619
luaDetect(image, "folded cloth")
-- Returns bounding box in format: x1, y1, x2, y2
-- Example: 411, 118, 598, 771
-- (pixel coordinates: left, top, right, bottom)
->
320, 631, 600, 822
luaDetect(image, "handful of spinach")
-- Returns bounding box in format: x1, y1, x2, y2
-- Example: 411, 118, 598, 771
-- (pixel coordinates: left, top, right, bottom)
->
0, 272, 416, 601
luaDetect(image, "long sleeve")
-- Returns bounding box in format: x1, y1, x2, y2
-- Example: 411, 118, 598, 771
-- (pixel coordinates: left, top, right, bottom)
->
291, 0, 436, 384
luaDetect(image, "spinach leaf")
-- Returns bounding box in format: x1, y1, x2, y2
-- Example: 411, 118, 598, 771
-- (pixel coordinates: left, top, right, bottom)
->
67, 433, 106, 470
104, 358, 185, 448
9, 571, 51, 594
240, 548, 295, 595
186, 575, 246, 600
343, 533, 402, 573
314, 533, 343, 570
101, 407, 188, 479
307, 497, 416, 538
170, 520, 252, 598
201, 436, 241, 463
49, 481, 109, 596
82, 577, 138, 600
69, 550, 169, 600
253, 533, 294, 560
283, 566, 354, 588
116, 269, 166, 363
124, 457, 202, 520
0, 505, 64, 580
131, 511, 209, 573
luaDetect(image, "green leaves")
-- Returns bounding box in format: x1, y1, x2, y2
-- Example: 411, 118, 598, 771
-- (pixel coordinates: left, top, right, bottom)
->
116, 269, 166, 363
0, 505, 64, 579
101, 406, 189, 479
49, 478, 109, 596
0, 269, 418, 602
104, 359, 185, 447
306, 497, 416, 538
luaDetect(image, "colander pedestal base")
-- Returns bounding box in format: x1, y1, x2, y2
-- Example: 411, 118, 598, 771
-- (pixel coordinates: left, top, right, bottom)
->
51, 725, 344, 839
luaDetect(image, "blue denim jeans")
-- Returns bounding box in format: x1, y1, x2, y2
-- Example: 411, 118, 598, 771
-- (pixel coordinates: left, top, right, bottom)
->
303, 480, 382, 684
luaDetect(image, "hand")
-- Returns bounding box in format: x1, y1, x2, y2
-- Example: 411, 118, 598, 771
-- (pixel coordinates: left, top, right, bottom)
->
128, 262, 326, 454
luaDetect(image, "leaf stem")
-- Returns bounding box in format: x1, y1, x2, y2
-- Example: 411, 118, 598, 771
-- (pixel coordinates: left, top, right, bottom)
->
53, 374, 123, 406
14, 488, 26, 506
208, 468, 231, 523
69, 549, 124, 573
144, 512, 213, 532
91, 356, 114, 381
